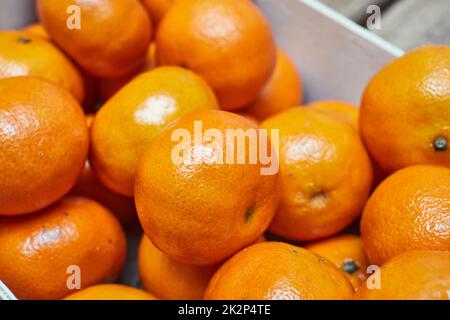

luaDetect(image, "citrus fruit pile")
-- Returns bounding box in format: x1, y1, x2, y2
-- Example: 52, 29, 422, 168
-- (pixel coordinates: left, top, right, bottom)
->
0, 0, 449, 301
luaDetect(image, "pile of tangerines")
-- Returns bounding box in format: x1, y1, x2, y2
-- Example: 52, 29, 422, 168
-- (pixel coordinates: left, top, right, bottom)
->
0, 0, 449, 301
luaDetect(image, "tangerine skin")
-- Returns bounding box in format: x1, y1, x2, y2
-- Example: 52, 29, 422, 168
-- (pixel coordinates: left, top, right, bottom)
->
307, 100, 359, 129
69, 162, 136, 224
138, 235, 265, 300
354, 251, 450, 300
138, 235, 219, 300
305, 100, 387, 189
245, 49, 303, 121
361, 165, 450, 265
305, 235, 369, 289
91, 67, 218, 197
0, 31, 84, 103
64, 284, 157, 300
99, 42, 157, 102
0, 197, 126, 300
156, 0, 276, 110
205, 242, 354, 300
141, 0, 175, 26
261, 108, 373, 241
70, 115, 135, 223
37, 0, 152, 78
0, 77, 89, 216
135, 110, 280, 266
22, 23, 50, 40
360, 45, 450, 174
69, 117, 132, 220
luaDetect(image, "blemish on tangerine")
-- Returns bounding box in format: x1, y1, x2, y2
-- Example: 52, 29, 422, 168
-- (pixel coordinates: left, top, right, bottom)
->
18, 36, 32, 44
245, 206, 255, 223
433, 136, 448, 152
342, 260, 359, 274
